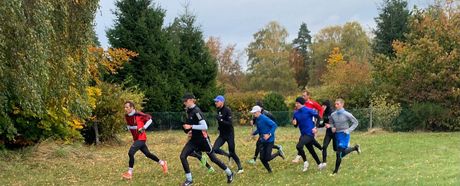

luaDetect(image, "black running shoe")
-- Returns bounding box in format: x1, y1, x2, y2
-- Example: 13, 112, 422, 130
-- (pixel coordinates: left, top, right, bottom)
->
227, 172, 234, 183
181, 180, 193, 186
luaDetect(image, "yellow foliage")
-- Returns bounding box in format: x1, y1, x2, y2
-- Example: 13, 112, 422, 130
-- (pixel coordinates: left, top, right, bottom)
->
86, 86, 102, 110
88, 47, 138, 84
327, 47, 345, 65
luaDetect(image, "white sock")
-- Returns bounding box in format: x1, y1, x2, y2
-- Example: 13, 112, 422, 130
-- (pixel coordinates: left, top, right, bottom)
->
159, 160, 165, 166
128, 167, 133, 174
224, 168, 232, 176
185, 173, 192, 181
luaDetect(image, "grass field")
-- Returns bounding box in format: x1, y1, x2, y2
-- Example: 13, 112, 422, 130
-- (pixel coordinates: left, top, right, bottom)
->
1, 127, 459, 186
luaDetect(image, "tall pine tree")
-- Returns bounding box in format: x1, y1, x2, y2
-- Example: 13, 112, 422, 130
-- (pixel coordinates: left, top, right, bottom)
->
107, 0, 183, 111
167, 8, 219, 112
291, 23, 312, 88
373, 0, 410, 57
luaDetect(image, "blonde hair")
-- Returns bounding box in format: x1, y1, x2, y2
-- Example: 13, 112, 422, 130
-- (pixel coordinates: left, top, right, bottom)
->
335, 98, 345, 105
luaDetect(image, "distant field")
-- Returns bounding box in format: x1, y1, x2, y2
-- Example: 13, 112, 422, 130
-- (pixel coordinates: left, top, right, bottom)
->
1, 127, 459, 185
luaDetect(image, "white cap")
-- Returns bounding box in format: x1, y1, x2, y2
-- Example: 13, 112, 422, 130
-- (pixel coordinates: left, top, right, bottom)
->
250, 105, 262, 113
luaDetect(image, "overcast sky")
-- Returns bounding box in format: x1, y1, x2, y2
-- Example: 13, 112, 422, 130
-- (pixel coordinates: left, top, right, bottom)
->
95, 0, 434, 67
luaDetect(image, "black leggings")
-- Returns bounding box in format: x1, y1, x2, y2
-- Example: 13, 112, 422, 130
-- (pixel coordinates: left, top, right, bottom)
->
333, 146, 357, 173
180, 139, 228, 174
213, 134, 242, 170
128, 140, 160, 168
296, 135, 321, 164
253, 138, 280, 160
259, 142, 280, 173
322, 130, 337, 163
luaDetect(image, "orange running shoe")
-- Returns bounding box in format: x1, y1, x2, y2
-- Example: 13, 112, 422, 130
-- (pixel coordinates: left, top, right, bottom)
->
161, 161, 168, 174
122, 172, 132, 180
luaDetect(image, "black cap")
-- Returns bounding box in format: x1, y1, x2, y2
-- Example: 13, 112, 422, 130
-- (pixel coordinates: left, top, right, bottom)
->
182, 93, 195, 101
295, 96, 306, 105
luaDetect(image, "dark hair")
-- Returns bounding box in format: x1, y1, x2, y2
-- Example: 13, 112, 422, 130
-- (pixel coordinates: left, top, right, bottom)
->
124, 100, 135, 108
256, 100, 264, 108
322, 100, 332, 116
295, 96, 306, 105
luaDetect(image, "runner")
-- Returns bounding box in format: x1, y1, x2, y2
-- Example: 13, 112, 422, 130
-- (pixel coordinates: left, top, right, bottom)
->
212, 95, 244, 173
250, 105, 283, 173
122, 101, 168, 180
179, 93, 234, 185
330, 98, 361, 175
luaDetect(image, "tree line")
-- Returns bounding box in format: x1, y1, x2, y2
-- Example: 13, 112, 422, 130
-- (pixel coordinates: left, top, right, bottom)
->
1, 0, 459, 147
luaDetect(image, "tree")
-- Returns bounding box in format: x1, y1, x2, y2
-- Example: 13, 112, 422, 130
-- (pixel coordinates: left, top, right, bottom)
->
318, 47, 372, 107
291, 23, 312, 88
0, 0, 98, 144
373, 1, 460, 122
372, 0, 410, 57
167, 9, 220, 112
206, 37, 244, 93
246, 21, 297, 93
107, 0, 183, 112
309, 22, 370, 86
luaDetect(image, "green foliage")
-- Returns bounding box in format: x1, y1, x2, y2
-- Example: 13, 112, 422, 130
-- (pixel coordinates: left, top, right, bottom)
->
0, 0, 98, 144
87, 82, 145, 142
107, 1, 219, 112
246, 21, 297, 93
372, 0, 410, 57
372, 1, 460, 129
167, 10, 220, 112
291, 23, 313, 88
225, 92, 265, 125
107, 0, 184, 112
393, 102, 451, 131
370, 94, 402, 130
263, 92, 288, 111
309, 22, 370, 86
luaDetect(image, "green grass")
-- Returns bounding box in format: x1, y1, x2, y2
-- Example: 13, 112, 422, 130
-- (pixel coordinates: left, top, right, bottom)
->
1, 127, 459, 185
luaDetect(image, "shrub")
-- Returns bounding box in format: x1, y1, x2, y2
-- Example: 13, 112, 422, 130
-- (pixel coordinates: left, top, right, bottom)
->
370, 94, 402, 130
83, 82, 144, 144
263, 92, 288, 111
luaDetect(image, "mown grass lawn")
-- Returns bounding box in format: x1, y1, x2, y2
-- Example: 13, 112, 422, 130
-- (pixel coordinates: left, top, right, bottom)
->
1, 127, 459, 186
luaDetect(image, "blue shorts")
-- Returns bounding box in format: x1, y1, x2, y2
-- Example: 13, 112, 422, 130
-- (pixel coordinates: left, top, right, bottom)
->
335, 132, 350, 149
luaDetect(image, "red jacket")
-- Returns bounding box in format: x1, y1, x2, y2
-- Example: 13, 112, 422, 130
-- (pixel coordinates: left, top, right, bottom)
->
125, 111, 151, 141
305, 99, 324, 118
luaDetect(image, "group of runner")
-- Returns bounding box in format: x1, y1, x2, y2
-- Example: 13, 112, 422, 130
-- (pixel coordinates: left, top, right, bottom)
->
121, 90, 361, 185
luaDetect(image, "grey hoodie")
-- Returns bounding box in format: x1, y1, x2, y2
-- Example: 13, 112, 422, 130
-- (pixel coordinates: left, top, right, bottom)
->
330, 108, 358, 133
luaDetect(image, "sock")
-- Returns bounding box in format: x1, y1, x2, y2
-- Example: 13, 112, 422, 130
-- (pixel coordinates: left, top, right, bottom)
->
224, 168, 232, 176
128, 167, 133, 174
159, 160, 165, 166
185, 173, 192, 181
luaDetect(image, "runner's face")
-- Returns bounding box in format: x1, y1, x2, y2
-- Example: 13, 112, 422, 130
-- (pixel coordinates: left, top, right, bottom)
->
124, 103, 134, 114
215, 101, 223, 108
335, 101, 343, 110
302, 93, 309, 100
295, 102, 302, 109
183, 99, 194, 108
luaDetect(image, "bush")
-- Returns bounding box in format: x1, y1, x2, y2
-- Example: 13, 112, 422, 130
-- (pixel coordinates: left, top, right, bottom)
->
263, 92, 288, 111
225, 92, 264, 125
370, 94, 402, 130
83, 82, 144, 144
392, 102, 450, 131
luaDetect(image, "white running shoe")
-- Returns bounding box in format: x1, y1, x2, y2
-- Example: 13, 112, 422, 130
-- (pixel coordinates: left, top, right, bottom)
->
237, 169, 244, 174
302, 161, 309, 172
318, 163, 326, 170
292, 155, 302, 163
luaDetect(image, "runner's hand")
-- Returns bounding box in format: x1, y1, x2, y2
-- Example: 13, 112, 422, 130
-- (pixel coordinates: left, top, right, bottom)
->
138, 127, 145, 133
